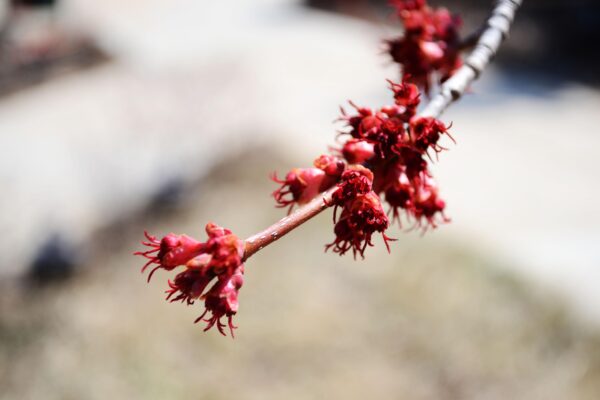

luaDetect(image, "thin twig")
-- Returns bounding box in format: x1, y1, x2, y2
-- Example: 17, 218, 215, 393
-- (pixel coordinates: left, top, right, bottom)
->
242, 0, 523, 261
243, 186, 336, 260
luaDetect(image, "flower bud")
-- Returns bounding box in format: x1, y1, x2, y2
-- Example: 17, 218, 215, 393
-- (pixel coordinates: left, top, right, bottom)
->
135, 232, 205, 282
342, 139, 376, 164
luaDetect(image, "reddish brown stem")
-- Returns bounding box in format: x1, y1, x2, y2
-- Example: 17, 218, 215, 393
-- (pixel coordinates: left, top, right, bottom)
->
242, 186, 336, 260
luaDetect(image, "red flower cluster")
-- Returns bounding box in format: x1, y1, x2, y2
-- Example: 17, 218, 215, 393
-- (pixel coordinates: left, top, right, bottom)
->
135, 223, 244, 336
340, 80, 451, 230
273, 79, 452, 257
327, 166, 394, 258
387, 0, 462, 93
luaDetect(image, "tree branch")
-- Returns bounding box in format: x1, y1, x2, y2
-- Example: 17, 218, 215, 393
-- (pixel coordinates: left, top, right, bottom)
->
242, 0, 523, 261
420, 0, 523, 118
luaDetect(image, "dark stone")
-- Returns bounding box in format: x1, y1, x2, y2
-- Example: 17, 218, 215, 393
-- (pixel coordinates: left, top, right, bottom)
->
28, 234, 78, 284
11, 0, 58, 7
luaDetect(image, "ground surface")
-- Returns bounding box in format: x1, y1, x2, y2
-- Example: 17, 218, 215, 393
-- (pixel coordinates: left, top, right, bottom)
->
2, 154, 600, 400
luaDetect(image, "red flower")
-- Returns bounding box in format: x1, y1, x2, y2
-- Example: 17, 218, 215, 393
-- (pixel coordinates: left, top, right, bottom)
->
197, 266, 244, 337
326, 191, 394, 258
136, 223, 245, 337
339, 102, 403, 161
387, 79, 420, 120
135, 232, 205, 282
339, 101, 382, 139
389, 0, 426, 13
272, 167, 325, 210
330, 165, 374, 207
411, 173, 449, 229
388, 146, 426, 179
272, 155, 345, 212
384, 170, 413, 223
166, 267, 215, 305
409, 116, 454, 154
313, 154, 345, 177
203, 222, 245, 276
342, 139, 376, 164
387, 0, 462, 94
338, 79, 433, 163
377, 117, 405, 156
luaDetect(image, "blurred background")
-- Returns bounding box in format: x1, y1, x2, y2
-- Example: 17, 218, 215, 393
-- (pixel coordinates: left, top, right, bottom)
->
1, 0, 600, 398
